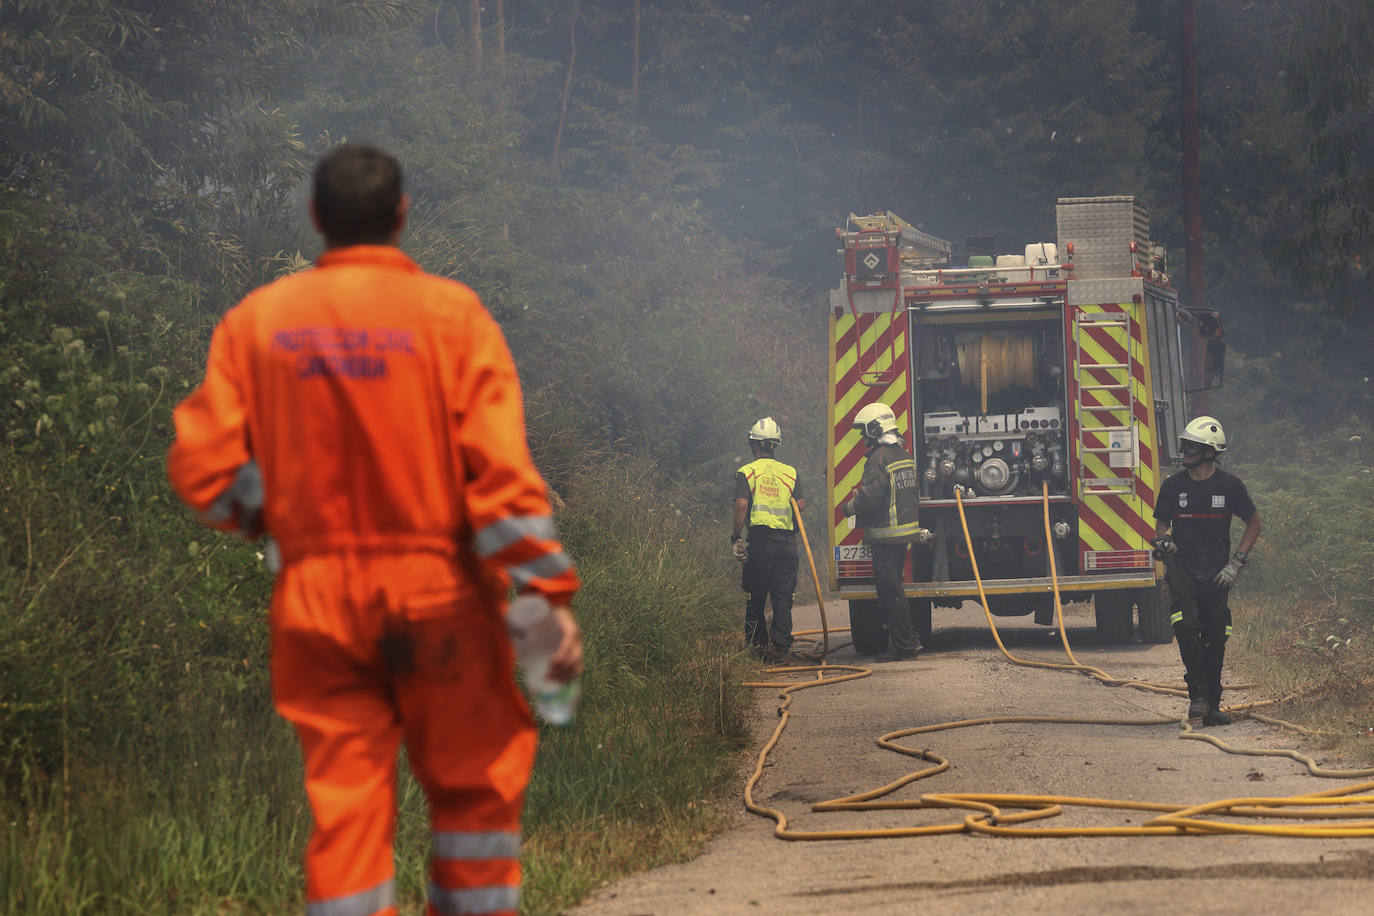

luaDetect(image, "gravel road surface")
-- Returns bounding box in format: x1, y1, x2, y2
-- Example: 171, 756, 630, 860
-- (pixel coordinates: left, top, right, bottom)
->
574, 600, 1374, 915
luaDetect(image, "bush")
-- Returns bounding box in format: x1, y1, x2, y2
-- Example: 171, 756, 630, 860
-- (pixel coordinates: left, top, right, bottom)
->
1, 426, 755, 914
1217, 351, 1374, 624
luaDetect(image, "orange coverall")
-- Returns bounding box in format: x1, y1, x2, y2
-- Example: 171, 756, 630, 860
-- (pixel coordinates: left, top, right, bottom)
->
168, 245, 579, 916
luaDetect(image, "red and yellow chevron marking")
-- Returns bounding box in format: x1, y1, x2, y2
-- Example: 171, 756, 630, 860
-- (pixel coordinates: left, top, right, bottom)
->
828, 310, 908, 565
1067, 302, 1160, 558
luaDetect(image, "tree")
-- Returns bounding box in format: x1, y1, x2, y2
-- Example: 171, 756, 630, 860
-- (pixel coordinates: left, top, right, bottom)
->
1286, 0, 1374, 316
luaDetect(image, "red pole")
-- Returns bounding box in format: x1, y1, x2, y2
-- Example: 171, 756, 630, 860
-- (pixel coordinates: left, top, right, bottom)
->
1180, 0, 1209, 415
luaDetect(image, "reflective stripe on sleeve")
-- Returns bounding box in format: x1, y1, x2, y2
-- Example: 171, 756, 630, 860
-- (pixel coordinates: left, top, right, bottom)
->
306, 879, 396, 916
1170, 611, 1183, 626
474, 515, 558, 557
1224, 625, 1233, 637
433, 830, 521, 861
428, 883, 520, 915
204, 488, 235, 523
509, 550, 574, 588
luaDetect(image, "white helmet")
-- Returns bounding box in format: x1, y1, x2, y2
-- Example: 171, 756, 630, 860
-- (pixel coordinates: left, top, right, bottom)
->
748, 416, 782, 446
1180, 415, 1226, 453
853, 403, 898, 440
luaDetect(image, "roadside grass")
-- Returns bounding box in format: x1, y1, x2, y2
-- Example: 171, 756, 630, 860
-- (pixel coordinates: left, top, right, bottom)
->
1229, 594, 1374, 765
1222, 449, 1374, 766
2, 721, 310, 915
520, 457, 754, 915
1, 438, 754, 914
1211, 359, 1374, 761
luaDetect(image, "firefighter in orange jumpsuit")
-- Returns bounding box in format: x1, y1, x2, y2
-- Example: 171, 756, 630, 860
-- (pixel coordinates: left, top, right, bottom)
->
168, 143, 582, 916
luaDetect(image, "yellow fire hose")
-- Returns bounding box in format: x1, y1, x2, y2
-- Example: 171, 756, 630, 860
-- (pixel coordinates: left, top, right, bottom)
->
743, 484, 1374, 840
789, 498, 830, 660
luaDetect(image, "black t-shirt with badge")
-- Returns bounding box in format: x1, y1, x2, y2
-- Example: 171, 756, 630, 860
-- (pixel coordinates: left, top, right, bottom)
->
1153, 467, 1257, 580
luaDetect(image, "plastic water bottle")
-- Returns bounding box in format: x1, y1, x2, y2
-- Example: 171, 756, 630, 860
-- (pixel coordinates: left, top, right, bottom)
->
507, 594, 580, 726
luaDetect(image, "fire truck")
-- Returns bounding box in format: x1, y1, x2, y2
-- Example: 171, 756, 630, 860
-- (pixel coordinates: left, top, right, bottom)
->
827, 197, 1225, 650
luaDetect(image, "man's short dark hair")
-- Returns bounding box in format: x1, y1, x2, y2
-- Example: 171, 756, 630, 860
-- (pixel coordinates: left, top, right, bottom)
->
312, 144, 403, 246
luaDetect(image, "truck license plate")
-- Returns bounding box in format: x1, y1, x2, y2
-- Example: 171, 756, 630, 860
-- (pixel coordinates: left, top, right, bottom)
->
835, 544, 873, 562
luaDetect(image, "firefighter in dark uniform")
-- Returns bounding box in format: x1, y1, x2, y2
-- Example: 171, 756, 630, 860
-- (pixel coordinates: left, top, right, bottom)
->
731, 417, 806, 662
1153, 416, 1262, 725
842, 403, 928, 661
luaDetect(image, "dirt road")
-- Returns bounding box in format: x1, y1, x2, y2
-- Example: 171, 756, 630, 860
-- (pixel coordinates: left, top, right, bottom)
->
575, 601, 1374, 914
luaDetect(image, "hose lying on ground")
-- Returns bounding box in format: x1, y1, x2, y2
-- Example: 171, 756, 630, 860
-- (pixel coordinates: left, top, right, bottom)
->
743, 486, 1374, 840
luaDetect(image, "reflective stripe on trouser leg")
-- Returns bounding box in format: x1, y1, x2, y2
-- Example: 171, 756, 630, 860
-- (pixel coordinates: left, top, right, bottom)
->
307, 879, 396, 916
428, 882, 520, 915
433, 832, 521, 860
428, 831, 522, 915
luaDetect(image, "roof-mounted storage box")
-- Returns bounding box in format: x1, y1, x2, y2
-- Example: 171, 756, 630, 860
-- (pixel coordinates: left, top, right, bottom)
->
1056, 196, 1150, 280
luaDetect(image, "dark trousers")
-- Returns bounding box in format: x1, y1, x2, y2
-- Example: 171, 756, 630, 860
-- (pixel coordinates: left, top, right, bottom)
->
1166, 567, 1232, 706
742, 533, 798, 652
871, 540, 918, 653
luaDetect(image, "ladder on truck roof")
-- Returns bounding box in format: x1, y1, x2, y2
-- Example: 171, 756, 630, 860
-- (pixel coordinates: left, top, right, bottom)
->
845, 211, 953, 264
1072, 307, 1138, 497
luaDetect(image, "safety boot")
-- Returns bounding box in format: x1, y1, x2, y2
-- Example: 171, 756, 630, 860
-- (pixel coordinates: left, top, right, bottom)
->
1187, 698, 1207, 720
764, 645, 805, 666
1203, 705, 1233, 726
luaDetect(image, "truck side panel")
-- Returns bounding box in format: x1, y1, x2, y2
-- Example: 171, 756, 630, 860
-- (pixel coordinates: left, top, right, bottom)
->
1067, 298, 1162, 569
828, 307, 910, 587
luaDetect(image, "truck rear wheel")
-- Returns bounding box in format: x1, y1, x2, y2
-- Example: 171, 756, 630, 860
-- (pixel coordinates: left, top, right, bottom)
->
908, 598, 933, 650
848, 599, 887, 656
1093, 591, 1134, 644
1135, 583, 1172, 644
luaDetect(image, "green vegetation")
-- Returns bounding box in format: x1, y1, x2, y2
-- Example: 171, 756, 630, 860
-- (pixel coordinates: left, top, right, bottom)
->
1, 437, 751, 914
2, 0, 1372, 911
517, 455, 754, 913
1216, 353, 1374, 758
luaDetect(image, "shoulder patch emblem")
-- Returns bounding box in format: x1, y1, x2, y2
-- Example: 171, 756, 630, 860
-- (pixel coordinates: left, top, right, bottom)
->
1178, 492, 1188, 508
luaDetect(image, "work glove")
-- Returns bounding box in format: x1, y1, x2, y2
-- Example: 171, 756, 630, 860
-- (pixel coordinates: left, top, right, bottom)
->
731, 537, 749, 562
1150, 536, 1177, 561
840, 496, 856, 518
1212, 552, 1246, 590
203, 460, 265, 538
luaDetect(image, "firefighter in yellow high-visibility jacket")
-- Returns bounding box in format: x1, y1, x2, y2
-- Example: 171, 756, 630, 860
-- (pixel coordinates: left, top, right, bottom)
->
732, 417, 806, 662
168, 143, 581, 916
